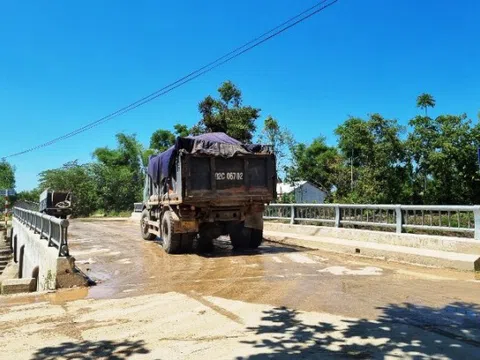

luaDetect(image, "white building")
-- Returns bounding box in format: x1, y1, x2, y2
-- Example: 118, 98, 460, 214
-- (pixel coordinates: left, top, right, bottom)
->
276, 181, 327, 204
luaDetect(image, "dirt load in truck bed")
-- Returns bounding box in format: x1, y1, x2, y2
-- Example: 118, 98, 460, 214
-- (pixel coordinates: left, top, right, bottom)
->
147, 132, 274, 185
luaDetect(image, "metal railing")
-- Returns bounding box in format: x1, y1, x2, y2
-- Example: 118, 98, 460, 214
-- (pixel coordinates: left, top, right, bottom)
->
132, 201, 480, 239
264, 204, 480, 240
14, 200, 40, 212
13, 207, 70, 256
134, 202, 143, 212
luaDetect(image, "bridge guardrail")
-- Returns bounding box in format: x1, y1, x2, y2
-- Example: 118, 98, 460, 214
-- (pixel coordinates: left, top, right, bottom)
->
133, 202, 480, 239
264, 204, 480, 240
14, 200, 40, 212
13, 207, 70, 256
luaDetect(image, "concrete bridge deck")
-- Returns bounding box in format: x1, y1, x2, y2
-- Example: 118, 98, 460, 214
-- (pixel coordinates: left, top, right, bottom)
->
0, 219, 479, 359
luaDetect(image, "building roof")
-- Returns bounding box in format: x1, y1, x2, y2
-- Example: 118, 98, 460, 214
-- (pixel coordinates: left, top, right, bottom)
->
277, 181, 308, 194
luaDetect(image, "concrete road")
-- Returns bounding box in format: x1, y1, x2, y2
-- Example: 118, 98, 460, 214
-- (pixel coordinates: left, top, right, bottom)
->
0, 219, 479, 359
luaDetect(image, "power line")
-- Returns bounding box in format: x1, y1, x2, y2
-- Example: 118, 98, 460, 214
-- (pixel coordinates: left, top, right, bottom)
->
2, 0, 338, 159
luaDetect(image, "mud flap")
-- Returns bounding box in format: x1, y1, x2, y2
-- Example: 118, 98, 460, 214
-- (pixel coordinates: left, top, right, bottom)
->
170, 210, 199, 234
244, 212, 263, 231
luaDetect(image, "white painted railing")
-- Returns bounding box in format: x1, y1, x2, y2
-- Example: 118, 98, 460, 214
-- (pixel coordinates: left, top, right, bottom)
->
265, 204, 480, 239
134, 202, 480, 239
13, 207, 70, 256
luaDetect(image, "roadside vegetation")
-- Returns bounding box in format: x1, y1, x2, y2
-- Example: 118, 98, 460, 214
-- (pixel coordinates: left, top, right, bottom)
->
2, 82, 480, 217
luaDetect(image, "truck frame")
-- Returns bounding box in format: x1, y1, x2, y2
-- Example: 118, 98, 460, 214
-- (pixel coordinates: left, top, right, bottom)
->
140, 133, 276, 254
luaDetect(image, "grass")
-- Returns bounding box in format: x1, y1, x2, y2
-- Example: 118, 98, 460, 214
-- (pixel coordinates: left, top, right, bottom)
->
88, 210, 132, 218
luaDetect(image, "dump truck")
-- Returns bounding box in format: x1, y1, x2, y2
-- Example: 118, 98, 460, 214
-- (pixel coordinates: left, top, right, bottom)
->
39, 189, 72, 219
140, 132, 277, 253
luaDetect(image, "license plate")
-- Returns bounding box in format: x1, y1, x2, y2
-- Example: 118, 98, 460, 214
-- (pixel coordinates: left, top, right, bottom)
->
215, 172, 244, 181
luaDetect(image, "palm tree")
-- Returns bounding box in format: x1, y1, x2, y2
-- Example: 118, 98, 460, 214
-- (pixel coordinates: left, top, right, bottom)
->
416, 93, 436, 116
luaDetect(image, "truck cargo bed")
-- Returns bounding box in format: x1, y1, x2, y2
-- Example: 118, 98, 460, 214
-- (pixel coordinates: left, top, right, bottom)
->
183, 154, 276, 204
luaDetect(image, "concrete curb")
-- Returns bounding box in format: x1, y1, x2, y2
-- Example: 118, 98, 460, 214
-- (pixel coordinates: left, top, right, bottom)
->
264, 227, 480, 274
1, 278, 35, 295
264, 223, 480, 254
130, 212, 141, 221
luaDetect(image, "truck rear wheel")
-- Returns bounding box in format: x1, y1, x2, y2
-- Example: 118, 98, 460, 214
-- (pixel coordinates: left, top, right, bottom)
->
180, 233, 195, 253
229, 222, 263, 249
229, 222, 250, 250
162, 211, 182, 254
141, 209, 156, 240
249, 229, 263, 249
198, 237, 214, 253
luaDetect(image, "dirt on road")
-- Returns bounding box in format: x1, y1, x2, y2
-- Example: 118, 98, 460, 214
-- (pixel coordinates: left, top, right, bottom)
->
0, 219, 479, 359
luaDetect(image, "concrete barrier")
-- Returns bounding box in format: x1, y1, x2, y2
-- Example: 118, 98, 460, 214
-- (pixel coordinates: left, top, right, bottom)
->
10, 217, 86, 291
264, 223, 480, 274
130, 212, 141, 221
264, 223, 480, 254
1, 278, 36, 294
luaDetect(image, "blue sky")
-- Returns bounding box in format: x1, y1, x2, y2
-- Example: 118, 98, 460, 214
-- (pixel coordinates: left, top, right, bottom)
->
1, 0, 479, 191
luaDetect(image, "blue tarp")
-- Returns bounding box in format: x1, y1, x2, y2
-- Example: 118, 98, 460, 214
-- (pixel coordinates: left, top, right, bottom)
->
147, 132, 270, 184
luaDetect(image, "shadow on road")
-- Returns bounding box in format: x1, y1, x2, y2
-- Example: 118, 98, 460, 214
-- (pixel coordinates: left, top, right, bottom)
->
31, 339, 150, 360
238, 302, 480, 359
197, 238, 301, 259
151, 236, 302, 259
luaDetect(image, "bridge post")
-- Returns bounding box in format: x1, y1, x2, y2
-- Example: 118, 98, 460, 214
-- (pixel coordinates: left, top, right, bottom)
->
395, 205, 403, 234
290, 205, 295, 225
335, 205, 342, 228
474, 206, 480, 240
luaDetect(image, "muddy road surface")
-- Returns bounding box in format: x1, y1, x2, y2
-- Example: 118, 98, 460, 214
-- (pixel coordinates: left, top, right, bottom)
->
1, 219, 479, 359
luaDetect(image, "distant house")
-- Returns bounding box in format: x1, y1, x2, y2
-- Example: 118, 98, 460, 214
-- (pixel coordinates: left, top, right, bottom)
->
276, 181, 327, 204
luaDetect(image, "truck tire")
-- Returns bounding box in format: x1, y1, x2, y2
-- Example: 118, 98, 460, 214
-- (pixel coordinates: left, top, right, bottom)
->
140, 209, 156, 240
249, 229, 263, 249
162, 211, 182, 254
230, 222, 263, 249
229, 222, 250, 250
197, 236, 214, 253
181, 233, 195, 253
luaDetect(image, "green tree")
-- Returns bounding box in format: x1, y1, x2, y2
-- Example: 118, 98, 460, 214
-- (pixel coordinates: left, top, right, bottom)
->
141, 149, 156, 168
258, 116, 294, 176
149, 129, 175, 152
416, 93, 436, 116
0, 160, 15, 189
38, 161, 98, 217
334, 114, 408, 203
285, 137, 342, 197
143, 124, 190, 167
335, 117, 373, 191
93, 133, 145, 212
91, 163, 138, 214
173, 124, 190, 138
193, 81, 260, 142
0, 160, 15, 212
407, 113, 480, 204
15, 189, 41, 203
